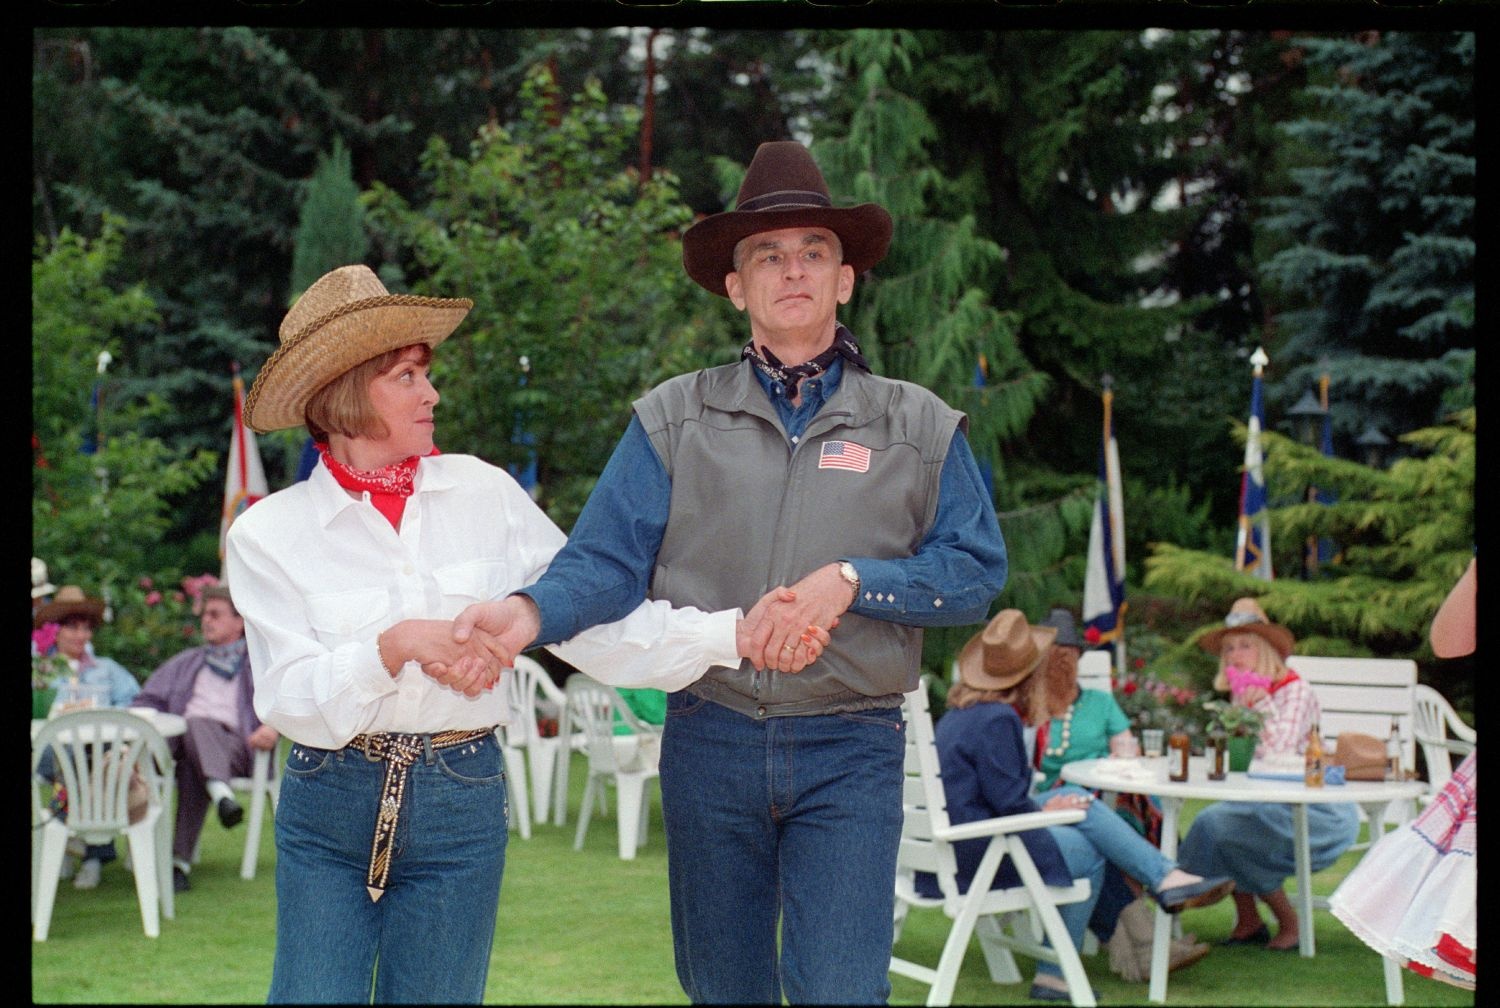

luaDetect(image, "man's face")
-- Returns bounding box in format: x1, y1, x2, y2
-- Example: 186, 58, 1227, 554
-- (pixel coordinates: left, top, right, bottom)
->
55, 617, 94, 660
724, 226, 854, 346
200, 599, 245, 647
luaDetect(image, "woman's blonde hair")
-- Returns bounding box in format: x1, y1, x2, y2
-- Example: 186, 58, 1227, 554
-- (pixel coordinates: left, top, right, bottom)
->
304, 343, 432, 443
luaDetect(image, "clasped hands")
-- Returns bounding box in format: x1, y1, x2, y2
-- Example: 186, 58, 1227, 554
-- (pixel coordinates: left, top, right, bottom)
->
412, 562, 854, 698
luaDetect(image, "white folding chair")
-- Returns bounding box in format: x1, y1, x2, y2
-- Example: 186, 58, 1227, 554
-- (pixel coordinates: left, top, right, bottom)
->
564, 674, 662, 860
1412, 684, 1476, 799
891, 686, 1095, 1006
32, 709, 176, 940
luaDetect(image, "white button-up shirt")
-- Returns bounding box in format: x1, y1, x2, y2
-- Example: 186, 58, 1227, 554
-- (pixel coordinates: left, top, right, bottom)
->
226, 454, 739, 749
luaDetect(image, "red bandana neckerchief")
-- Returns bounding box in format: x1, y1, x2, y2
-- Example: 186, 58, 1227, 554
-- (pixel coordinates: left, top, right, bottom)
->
1268, 669, 1300, 695
319, 442, 439, 530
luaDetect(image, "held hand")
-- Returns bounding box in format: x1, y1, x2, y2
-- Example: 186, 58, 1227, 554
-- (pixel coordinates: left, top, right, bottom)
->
452, 595, 541, 666
388, 619, 509, 697
744, 564, 853, 671
737, 587, 833, 673
248, 724, 280, 751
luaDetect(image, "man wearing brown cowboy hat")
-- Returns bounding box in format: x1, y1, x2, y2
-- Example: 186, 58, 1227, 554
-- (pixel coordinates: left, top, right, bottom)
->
453, 140, 1008, 1003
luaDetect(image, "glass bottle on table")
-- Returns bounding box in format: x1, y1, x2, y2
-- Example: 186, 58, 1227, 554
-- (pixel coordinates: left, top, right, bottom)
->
1385, 717, 1402, 781
1304, 722, 1325, 788
1206, 724, 1228, 781
1168, 723, 1191, 782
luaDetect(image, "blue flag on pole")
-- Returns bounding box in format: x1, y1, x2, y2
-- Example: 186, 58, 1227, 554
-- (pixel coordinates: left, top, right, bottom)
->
1235, 349, 1274, 580
1083, 380, 1126, 651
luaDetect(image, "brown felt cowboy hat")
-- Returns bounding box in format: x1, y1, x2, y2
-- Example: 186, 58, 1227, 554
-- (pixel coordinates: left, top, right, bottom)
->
244, 265, 474, 433
1199, 597, 1296, 687
34, 585, 106, 629
956, 609, 1059, 691
681, 141, 893, 297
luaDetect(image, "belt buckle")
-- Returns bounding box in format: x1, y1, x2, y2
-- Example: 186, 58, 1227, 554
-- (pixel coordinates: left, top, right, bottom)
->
360, 734, 383, 763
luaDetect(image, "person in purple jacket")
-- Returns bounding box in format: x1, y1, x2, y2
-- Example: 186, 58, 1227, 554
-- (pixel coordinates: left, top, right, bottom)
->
133, 584, 279, 893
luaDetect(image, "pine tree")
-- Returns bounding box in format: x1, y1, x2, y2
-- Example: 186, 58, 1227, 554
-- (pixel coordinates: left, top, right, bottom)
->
290, 137, 369, 303
1257, 31, 1475, 451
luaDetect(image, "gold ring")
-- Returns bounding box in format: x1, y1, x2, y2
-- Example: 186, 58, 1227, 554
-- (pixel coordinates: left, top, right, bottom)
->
782, 643, 796, 652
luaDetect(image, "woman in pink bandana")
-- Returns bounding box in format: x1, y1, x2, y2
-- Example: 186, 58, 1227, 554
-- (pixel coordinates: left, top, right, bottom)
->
225, 265, 824, 1004
1174, 597, 1358, 951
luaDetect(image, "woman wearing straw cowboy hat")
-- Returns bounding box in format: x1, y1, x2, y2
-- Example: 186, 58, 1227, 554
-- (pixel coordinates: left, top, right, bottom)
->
225, 264, 825, 1004
1175, 597, 1359, 951
448, 140, 1008, 1003
927, 609, 1232, 1001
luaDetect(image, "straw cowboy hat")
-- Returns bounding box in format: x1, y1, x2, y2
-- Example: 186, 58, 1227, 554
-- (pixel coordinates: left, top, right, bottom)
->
1199, 597, 1296, 688
956, 609, 1059, 691
34, 585, 106, 629
681, 141, 893, 297
244, 265, 474, 433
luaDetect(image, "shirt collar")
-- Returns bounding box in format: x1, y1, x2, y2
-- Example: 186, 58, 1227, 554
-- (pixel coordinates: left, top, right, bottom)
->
306, 455, 456, 528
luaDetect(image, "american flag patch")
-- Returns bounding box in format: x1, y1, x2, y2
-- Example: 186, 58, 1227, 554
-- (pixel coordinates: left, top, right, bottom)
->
818, 440, 871, 473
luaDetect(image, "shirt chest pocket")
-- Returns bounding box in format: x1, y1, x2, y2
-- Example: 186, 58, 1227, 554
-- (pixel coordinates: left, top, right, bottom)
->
432, 560, 509, 613
305, 587, 389, 649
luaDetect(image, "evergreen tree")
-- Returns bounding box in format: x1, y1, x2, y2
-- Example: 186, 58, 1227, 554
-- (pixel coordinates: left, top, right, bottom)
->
1257, 31, 1475, 451
290, 136, 369, 302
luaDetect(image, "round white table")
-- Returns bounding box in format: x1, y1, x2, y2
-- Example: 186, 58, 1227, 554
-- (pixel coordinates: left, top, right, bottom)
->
1060, 755, 1425, 1004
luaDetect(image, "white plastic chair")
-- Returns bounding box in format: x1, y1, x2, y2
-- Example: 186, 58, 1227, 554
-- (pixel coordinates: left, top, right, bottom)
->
891, 686, 1095, 1006
234, 740, 282, 879
497, 665, 534, 840
506, 656, 571, 828
1412, 684, 1476, 798
565, 674, 662, 860
32, 709, 176, 940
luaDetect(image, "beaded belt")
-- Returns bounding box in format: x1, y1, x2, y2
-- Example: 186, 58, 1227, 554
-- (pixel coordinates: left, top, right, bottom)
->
348, 726, 496, 902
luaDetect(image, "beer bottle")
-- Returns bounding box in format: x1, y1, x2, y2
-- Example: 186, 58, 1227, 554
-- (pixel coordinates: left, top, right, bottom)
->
1169, 724, 1191, 782
1304, 722, 1325, 788
1206, 725, 1228, 781
1385, 718, 1403, 781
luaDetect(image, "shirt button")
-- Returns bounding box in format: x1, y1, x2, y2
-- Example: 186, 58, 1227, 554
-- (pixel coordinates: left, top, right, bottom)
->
934, 598, 944, 608
756, 705, 767, 718
791, 435, 799, 444
403, 565, 414, 576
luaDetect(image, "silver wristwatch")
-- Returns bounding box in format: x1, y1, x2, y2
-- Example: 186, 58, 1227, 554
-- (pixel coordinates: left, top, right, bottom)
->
838, 561, 861, 601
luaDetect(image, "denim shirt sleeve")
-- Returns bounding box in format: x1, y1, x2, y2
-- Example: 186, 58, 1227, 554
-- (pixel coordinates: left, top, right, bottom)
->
517, 416, 668, 645
845, 428, 1007, 627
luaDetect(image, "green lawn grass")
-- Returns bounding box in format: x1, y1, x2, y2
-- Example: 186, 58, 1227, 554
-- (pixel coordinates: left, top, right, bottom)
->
31, 760, 1474, 1005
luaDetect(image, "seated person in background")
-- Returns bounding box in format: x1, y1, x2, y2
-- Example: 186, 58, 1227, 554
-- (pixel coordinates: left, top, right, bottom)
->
133, 585, 280, 893
1031, 608, 1199, 976
33, 585, 142, 890
1176, 597, 1359, 951
921, 609, 1232, 1002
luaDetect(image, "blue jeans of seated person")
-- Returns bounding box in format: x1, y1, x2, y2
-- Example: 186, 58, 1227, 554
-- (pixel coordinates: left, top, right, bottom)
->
1034, 785, 1177, 982
659, 692, 906, 1005
267, 732, 509, 1004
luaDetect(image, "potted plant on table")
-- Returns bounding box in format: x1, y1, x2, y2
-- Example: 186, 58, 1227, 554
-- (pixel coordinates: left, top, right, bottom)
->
1201, 699, 1265, 771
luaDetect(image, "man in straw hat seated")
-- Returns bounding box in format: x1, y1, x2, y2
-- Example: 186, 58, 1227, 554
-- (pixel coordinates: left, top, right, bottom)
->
224, 264, 822, 1003
450, 140, 1009, 1003
929, 609, 1231, 1002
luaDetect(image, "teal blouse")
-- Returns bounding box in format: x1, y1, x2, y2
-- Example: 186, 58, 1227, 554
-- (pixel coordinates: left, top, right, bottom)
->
1036, 687, 1130, 791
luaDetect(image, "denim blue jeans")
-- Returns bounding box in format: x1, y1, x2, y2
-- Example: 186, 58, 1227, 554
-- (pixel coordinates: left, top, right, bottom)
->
659, 693, 906, 1005
267, 732, 509, 1004
1034, 784, 1176, 981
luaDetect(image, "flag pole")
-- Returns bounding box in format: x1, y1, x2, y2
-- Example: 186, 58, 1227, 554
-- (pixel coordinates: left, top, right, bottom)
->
1234, 347, 1273, 580
1083, 373, 1127, 675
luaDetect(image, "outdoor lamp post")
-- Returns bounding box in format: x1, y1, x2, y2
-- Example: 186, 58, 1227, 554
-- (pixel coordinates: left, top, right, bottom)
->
1287, 388, 1326, 446
1357, 423, 1392, 468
